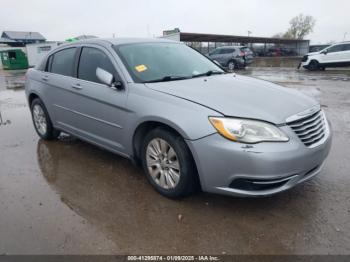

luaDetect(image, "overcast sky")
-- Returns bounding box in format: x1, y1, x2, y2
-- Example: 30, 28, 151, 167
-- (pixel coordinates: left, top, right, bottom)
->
1, 0, 349, 44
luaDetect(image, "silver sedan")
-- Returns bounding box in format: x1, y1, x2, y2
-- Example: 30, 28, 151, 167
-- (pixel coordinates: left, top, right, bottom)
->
25, 38, 332, 198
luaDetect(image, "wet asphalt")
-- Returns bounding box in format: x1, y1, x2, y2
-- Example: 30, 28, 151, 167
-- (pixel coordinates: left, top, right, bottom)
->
0, 67, 349, 255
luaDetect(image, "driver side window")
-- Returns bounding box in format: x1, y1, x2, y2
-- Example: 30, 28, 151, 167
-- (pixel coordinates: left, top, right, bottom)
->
78, 47, 117, 84
327, 45, 344, 53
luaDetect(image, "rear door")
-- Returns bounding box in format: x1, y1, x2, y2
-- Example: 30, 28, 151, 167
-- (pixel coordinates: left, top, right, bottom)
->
43, 47, 79, 127
68, 45, 129, 154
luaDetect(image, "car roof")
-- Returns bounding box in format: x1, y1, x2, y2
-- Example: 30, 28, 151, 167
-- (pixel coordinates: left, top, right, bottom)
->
60, 37, 179, 47
329, 41, 350, 46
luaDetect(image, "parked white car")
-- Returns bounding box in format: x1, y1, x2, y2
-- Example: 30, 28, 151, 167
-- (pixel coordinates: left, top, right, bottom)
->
299, 42, 350, 71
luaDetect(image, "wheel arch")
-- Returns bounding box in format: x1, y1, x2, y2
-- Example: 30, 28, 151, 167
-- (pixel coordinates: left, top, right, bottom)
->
28, 92, 40, 106
132, 119, 202, 190
133, 119, 198, 167
132, 120, 185, 163
310, 59, 320, 64
227, 59, 236, 66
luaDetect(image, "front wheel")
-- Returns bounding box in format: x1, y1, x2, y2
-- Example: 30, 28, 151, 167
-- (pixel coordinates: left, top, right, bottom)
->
30, 98, 60, 140
141, 128, 198, 199
307, 60, 320, 71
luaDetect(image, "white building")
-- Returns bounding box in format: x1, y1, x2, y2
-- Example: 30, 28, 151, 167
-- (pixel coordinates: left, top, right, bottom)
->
25, 42, 61, 67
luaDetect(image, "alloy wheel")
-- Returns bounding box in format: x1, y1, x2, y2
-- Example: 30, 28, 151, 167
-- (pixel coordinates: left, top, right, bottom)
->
33, 104, 47, 136
146, 138, 181, 189
228, 61, 236, 71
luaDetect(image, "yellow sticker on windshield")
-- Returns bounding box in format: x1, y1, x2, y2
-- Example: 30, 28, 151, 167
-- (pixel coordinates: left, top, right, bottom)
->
135, 64, 148, 72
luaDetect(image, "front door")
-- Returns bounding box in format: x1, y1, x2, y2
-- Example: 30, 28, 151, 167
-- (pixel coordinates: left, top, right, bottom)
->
68, 46, 129, 154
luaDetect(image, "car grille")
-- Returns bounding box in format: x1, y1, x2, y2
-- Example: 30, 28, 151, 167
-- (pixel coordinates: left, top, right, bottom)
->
301, 55, 308, 62
287, 110, 326, 147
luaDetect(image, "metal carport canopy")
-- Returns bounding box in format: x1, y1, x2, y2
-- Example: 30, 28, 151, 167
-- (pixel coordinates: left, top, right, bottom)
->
179, 32, 309, 44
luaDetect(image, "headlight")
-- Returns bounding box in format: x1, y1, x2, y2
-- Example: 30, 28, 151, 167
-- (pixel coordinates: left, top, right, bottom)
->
209, 117, 289, 143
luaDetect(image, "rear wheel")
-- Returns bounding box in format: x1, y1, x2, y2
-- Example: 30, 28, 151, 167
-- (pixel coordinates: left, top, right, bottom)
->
141, 128, 198, 199
30, 98, 60, 140
227, 60, 238, 71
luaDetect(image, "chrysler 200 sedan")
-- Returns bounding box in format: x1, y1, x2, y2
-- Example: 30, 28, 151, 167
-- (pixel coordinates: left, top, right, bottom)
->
25, 38, 332, 198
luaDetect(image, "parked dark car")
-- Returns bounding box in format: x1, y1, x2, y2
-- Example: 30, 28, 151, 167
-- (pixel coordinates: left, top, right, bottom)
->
208, 46, 253, 70
266, 47, 297, 57
309, 45, 330, 53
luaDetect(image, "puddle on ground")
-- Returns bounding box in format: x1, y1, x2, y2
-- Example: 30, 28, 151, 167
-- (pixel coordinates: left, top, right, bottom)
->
1, 68, 350, 254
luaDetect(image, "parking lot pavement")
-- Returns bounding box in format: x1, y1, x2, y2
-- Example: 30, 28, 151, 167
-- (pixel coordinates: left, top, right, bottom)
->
0, 67, 350, 255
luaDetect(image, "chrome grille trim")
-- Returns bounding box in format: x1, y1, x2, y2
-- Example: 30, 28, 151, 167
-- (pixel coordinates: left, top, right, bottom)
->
293, 118, 324, 135
288, 112, 322, 128
287, 109, 329, 148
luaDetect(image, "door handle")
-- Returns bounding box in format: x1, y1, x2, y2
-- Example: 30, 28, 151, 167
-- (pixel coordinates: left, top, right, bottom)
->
42, 75, 49, 81
71, 83, 82, 90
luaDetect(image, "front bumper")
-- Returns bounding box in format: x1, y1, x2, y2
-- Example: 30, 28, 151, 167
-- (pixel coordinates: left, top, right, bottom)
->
299, 61, 310, 69
187, 125, 332, 197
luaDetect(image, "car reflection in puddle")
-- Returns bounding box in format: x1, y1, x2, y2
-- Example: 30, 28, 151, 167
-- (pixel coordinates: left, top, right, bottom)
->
35, 135, 323, 254
35, 137, 196, 253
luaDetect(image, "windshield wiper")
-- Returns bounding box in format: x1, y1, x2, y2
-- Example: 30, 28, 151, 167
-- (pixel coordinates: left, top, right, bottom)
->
144, 75, 190, 83
191, 70, 225, 79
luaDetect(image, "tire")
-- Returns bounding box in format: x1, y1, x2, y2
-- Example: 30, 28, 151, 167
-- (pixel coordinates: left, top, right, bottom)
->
227, 60, 237, 71
30, 98, 60, 140
141, 128, 198, 199
307, 60, 320, 71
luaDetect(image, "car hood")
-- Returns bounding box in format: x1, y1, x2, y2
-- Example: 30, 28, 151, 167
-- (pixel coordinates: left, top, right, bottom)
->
145, 74, 317, 124
307, 52, 320, 56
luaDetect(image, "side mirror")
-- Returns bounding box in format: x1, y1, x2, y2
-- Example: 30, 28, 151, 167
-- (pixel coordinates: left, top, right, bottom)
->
321, 50, 328, 55
96, 67, 114, 86
96, 67, 123, 90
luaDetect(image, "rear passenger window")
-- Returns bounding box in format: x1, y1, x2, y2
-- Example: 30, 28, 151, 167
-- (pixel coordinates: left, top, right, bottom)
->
220, 48, 234, 54
342, 44, 350, 51
50, 48, 76, 77
78, 47, 116, 84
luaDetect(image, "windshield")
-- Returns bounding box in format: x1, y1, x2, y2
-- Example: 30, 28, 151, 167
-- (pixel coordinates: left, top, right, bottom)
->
114, 42, 224, 83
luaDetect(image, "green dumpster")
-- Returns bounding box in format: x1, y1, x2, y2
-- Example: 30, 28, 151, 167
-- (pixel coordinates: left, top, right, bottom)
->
0, 49, 29, 70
